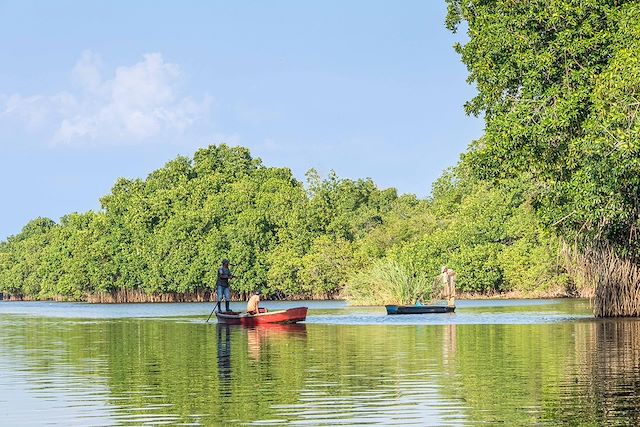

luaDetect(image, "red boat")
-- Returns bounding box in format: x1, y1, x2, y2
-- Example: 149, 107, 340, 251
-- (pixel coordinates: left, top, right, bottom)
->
215, 307, 308, 326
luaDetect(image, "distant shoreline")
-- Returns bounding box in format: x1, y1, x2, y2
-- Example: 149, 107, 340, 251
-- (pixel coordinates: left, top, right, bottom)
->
0, 289, 590, 304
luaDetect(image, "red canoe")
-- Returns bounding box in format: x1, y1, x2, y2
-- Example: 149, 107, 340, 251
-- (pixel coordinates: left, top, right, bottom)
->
215, 307, 308, 326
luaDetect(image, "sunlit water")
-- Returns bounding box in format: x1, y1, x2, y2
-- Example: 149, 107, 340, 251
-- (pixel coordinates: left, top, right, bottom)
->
1, 299, 639, 426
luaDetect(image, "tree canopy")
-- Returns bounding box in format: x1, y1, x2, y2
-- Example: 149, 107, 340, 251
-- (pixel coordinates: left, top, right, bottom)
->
446, 0, 640, 257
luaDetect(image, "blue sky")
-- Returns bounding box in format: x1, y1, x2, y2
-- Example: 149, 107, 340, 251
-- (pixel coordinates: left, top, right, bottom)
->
0, 1, 482, 240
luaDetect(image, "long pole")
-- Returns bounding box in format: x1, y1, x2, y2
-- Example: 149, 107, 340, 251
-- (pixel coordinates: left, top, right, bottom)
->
206, 301, 220, 323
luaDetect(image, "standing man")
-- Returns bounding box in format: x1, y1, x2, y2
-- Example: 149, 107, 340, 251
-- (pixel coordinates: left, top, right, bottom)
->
441, 266, 457, 307
217, 259, 233, 312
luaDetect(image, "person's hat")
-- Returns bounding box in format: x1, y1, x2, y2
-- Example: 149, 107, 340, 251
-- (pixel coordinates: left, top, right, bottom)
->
222, 259, 229, 265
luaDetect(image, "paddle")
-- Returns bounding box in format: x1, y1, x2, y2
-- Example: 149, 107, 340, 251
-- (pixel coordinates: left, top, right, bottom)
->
206, 301, 221, 323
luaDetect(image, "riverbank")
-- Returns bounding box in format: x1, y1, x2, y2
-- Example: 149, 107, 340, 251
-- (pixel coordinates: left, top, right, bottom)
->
0, 287, 592, 304
456, 287, 594, 300
0, 289, 342, 303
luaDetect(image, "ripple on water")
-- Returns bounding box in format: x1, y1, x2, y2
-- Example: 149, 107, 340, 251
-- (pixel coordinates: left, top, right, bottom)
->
2, 300, 640, 426
304, 312, 591, 326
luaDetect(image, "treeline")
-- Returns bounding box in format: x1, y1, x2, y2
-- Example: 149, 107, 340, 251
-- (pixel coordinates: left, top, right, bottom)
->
0, 144, 572, 303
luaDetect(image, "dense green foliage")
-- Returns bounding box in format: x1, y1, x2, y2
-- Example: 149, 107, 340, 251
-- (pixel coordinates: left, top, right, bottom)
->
446, 0, 640, 258
364, 167, 567, 300
0, 145, 399, 300
0, 144, 567, 302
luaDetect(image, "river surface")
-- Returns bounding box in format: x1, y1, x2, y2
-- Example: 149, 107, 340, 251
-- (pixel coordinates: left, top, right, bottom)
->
1, 299, 639, 426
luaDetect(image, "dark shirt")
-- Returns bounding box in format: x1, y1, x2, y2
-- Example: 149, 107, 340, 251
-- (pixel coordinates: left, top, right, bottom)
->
217, 266, 231, 287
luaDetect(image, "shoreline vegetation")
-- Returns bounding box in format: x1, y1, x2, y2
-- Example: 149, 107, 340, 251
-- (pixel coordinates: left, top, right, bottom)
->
0, 290, 340, 303
0, 289, 589, 304
0, 144, 591, 306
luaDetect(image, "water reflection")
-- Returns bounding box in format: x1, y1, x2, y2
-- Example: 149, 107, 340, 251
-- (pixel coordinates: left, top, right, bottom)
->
1, 300, 640, 426
443, 323, 457, 364
595, 320, 640, 426
246, 323, 307, 361
216, 323, 232, 397
548, 320, 640, 426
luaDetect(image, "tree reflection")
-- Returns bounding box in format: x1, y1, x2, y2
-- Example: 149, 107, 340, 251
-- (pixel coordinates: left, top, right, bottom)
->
552, 320, 640, 425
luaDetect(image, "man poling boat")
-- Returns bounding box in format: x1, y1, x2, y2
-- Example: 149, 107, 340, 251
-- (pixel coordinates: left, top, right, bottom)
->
206, 269, 308, 325
216, 259, 235, 313
206, 258, 239, 323
440, 266, 457, 308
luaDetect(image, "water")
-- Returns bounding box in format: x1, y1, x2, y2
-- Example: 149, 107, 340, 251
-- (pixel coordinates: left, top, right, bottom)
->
1, 299, 639, 426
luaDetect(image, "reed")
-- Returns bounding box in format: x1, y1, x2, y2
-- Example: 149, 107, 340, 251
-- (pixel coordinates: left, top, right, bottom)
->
344, 259, 438, 306
563, 243, 640, 317
561, 243, 596, 298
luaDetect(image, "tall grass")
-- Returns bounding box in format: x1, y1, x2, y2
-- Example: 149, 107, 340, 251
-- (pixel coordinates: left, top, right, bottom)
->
561, 242, 596, 298
563, 243, 640, 317
344, 259, 439, 306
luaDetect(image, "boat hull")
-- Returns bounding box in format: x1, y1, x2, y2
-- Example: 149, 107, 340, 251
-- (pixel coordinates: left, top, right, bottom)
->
216, 307, 308, 325
385, 305, 455, 315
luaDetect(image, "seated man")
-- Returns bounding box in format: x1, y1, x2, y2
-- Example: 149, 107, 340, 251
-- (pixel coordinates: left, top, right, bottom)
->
246, 290, 262, 315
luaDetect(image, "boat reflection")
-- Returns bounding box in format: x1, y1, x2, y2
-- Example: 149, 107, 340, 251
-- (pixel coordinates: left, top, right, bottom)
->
247, 323, 307, 360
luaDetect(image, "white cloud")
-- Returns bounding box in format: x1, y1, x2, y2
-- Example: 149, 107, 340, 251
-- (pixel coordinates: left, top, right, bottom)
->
1, 51, 211, 145
72, 50, 103, 93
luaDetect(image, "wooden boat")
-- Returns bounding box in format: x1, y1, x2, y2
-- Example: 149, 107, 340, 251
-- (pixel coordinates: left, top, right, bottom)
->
216, 307, 308, 326
385, 305, 455, 315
